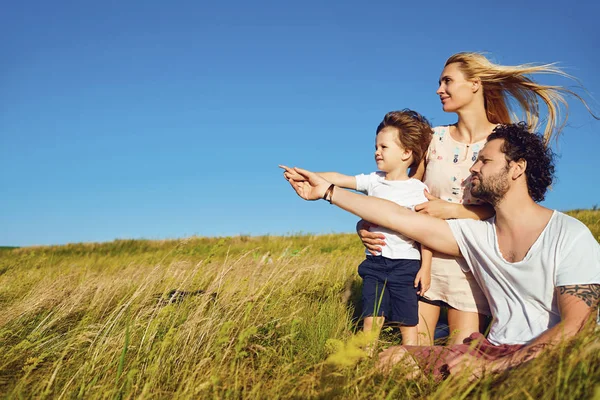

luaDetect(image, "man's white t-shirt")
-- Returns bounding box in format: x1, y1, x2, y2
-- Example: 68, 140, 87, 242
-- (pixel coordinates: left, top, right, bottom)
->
355, 172, 428, 260
447, 211, 600, 345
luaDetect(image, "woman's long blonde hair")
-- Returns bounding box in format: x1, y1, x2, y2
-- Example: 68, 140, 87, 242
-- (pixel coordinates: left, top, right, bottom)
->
446, 52, 597, 143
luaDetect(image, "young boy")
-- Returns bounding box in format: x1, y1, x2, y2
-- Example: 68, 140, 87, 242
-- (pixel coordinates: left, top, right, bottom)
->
281, 110, 433, 345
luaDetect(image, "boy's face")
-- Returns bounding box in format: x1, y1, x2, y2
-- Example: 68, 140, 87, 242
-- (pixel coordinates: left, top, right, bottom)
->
375, 127, 410, 172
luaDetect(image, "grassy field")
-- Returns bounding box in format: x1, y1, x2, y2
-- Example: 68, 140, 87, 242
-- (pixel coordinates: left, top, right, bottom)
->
1, 210, 599, 399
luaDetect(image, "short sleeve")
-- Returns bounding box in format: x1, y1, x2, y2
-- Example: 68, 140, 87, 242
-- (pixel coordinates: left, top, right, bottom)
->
555, 229, 600, 286
405, 181, 429, 210
355, 172, 381, 195
446, 219, 471, 272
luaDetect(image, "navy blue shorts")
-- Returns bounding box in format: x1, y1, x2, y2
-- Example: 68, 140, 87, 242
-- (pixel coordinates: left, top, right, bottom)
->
357, 256, 420, 326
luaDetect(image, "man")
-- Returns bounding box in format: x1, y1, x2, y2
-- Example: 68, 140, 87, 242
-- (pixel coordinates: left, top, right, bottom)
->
281, 123, 600, 379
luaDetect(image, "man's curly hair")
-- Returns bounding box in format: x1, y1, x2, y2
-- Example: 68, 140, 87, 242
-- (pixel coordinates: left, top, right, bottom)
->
487, 123, 555, 202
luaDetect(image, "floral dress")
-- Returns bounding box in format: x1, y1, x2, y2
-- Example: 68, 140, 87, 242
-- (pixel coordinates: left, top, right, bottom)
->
421, 125, 490, 315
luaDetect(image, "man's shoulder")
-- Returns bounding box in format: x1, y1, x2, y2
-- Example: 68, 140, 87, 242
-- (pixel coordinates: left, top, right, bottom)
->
552, 211, 600, 286
550, 211, 594, 238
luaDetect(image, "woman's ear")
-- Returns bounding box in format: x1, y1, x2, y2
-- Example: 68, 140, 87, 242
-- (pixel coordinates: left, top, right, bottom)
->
471, 78, 481, 93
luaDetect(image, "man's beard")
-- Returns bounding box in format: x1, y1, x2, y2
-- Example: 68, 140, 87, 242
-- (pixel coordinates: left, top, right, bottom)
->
470, 168, 510, 206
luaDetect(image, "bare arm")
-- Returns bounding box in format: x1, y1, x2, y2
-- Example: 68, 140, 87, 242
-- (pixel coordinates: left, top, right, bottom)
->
317, 172, 356, 190
415, 245, 432, 295
409, 158, 495, 221
279, 166, 357, 190
283, 166, 460, 256
490, 284, 600, 371
449, 284, 600, 378
415, 191, 495, 220
409, 158, 426, 180
332, 189, 459, 255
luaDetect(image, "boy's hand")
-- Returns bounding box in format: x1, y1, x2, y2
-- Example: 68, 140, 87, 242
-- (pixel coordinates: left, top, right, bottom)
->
279, 165, 307, 182
414, 268, 431, 296
280, 165, 330, 201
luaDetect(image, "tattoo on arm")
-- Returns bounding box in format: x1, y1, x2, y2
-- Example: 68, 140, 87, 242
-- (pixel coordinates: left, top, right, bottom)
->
558, 284, 600, 308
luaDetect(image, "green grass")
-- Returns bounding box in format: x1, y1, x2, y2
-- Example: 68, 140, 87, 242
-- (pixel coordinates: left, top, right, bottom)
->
0, 246, 18, 253
0, 211, 599, 399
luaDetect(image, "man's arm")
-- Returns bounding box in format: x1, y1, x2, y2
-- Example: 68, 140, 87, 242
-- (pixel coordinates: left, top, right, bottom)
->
448, 283, 600, 379
331, 188, 460, 256
328, 182, 460, 256
489, 284, 599, 372
283, 166, 460, 256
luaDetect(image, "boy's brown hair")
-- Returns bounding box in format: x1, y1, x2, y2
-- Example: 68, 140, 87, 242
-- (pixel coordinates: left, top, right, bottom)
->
376, 109, 433, 168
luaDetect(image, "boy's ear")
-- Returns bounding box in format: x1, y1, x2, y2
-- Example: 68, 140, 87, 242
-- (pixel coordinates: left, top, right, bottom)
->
402, 148, 413, 162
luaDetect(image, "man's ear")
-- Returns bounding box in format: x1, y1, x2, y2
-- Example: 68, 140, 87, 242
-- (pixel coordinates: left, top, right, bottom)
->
511, 159, 527, 180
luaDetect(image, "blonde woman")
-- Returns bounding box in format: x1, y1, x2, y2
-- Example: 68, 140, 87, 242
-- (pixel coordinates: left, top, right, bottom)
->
358, 52, 598, 345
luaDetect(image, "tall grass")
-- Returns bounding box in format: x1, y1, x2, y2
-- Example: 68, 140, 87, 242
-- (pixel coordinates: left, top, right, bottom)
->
0, 211, 599, 399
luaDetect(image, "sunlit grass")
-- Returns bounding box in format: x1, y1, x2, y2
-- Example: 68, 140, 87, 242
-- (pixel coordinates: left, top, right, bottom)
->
0, 211, 599, 398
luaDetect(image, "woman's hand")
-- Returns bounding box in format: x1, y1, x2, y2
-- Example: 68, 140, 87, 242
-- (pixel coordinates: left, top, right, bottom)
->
279, 165, 330, 201
414, 190, 458, 219
356, 220, 385, 255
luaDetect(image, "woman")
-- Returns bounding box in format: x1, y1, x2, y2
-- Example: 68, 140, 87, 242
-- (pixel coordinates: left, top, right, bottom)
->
359, 52, 597, 345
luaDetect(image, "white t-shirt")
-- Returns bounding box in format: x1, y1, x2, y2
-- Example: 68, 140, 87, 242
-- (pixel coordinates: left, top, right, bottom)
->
447, 211, 600, 345
355, 172, 429, 260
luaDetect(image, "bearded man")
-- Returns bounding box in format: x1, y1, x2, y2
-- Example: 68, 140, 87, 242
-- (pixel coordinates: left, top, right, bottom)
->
281, 123, 600, 379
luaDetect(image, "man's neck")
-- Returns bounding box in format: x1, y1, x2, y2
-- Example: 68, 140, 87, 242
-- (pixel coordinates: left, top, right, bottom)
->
493, 193, 551, 231
491, 188, 554, 263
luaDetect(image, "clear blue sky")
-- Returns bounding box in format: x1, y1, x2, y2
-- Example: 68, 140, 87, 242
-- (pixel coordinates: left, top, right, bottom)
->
2, 0, 599, 247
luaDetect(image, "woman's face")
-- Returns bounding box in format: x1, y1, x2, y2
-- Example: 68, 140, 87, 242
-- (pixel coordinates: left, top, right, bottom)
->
436, 62, 477, 113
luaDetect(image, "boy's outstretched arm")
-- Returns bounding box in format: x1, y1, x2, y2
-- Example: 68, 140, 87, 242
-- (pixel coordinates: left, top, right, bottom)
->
318, 172, 357, 190
283, 166, 460, 256
279, 165, 357, 190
